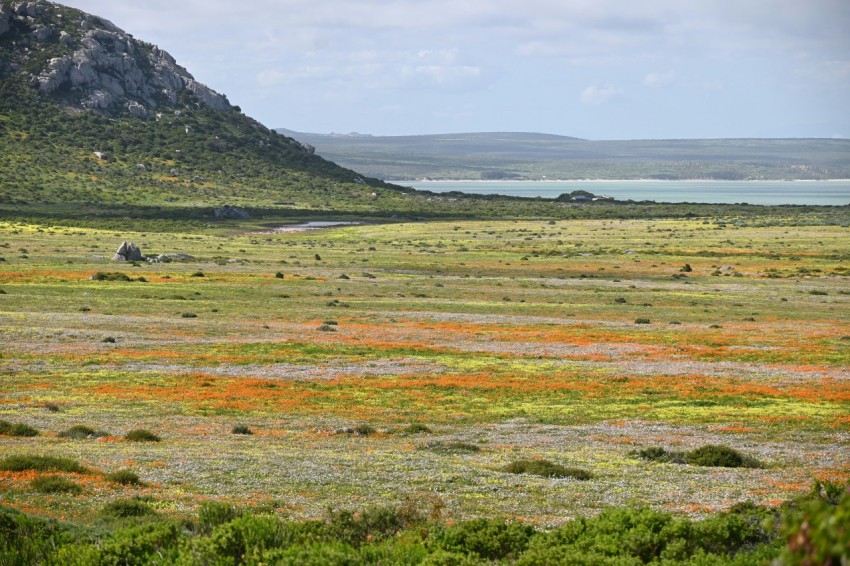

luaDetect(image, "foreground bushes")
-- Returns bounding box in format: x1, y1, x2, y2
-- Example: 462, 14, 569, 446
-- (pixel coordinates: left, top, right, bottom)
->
1, 481, 847, 564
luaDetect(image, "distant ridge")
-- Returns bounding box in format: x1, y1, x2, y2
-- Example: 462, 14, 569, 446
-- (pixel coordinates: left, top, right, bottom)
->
277, 129, 850, 182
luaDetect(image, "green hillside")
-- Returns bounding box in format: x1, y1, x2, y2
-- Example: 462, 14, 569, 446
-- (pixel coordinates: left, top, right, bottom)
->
278, 129, 850, 181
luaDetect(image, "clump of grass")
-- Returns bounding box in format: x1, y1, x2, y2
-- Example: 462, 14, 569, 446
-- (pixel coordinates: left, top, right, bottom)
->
274, 271, 284, 278
635, 318, 651, 324
102, 498, 156, 518
231, 425, 253, 435
633, 447, 686, 464
181, 312, 198, 318
503, 459, 592, 480
0, 421, 39, 437
422, 441, 481, 454
102, 336, 116, 343
190, 271, 205, 277
43, 403, 61, 413
0, 454, 88, 473
105, 469, 144, 486
125, 429, 161, 442
30, 475, 82, 495
318, 324, 337, 332
402, 423, 432, 435
58, 425, 109, 440
323, 320, 339, 326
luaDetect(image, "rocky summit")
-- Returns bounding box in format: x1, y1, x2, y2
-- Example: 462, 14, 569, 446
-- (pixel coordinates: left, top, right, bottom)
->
0, 0, 230, 118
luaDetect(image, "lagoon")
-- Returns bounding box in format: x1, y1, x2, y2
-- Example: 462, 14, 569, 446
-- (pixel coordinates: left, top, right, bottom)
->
406, 180, 850, 206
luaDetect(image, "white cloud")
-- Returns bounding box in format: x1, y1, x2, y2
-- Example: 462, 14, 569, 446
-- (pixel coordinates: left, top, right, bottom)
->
580, 84, 621, 105
643, 71, 676, 88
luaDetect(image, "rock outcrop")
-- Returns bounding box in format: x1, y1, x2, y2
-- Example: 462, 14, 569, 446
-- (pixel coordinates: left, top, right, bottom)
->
214, 205, 250, 220
112, 241, 145, 261
4, 0, 230, 117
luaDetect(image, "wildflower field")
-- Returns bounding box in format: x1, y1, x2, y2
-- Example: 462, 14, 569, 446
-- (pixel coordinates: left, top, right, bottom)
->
1, 212, 848, 530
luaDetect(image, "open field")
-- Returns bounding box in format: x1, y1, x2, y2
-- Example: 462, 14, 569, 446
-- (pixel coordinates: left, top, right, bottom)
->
1, 213, 848, 530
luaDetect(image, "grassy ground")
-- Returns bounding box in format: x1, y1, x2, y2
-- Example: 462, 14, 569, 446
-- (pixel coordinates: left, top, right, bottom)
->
0, 213, 848, 527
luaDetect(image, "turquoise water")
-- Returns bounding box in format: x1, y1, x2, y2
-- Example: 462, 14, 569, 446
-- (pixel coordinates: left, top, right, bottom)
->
406, 180, 850, 206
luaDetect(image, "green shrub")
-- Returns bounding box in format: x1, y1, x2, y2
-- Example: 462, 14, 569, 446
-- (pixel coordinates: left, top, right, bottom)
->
231, 425, 253, 435
181, 312, 198, 318
422, 441, 481, 454
317, 324, 336, 332
30, 475, 82, 495
101, 498, 156, 518
197, 501, 242, 535
0, 454, 88, 473
105, 469, 144, 486
0, 421, 39, 437
502, 459, 592, 480
91, 272, 132, 281
325, 503, 424, 547
125, 429, 161, 442
432, 518, 536, 560
635, 317, 651, 324
403, 423, 432, 434
783, 484, 850, 565
58, 425, 109, 439
685, 445, 761, 468
190, 271, 205, 277
93, 522, 181, 564
634, 446, 686, 463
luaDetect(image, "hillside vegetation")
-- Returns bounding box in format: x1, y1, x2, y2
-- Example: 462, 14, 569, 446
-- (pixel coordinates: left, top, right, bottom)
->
279, 129, 850, 181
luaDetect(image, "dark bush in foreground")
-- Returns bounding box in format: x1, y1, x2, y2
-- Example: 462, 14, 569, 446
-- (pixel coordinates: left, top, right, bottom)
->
0, 420, 39, 437
104, 469, 144, 486
0, 454, 88, 473
58, 425, 109, 440
502, 459, 592, 480
5, 487, 848, 565
30, 475, 82, 495
124, 429, 161, 442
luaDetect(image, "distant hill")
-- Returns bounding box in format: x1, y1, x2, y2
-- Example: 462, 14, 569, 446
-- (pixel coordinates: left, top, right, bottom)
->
0, 0, 413, 220
278, 129, 850, 181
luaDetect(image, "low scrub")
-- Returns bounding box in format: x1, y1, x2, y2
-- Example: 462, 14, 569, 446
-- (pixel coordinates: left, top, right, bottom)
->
402, 423, 432, 435
502, 459, 593, 480
124, 429, 161, 442
101, 498, 156, 518
30, 475, 82, 495
0, 420, 39, 437
90, 272, 133, 282
421, 441, 481, 454
58, 425, 109, 440
0, 454, 88, 473
231, 425, 253, 435
104, 469, 144, 486
636, 444, 762, 468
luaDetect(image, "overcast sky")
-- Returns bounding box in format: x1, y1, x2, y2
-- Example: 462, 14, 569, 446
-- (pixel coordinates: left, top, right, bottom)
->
64, 0, 849, 139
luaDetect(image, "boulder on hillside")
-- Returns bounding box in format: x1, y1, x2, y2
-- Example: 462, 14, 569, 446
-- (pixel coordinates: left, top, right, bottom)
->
112, 241, 145, 261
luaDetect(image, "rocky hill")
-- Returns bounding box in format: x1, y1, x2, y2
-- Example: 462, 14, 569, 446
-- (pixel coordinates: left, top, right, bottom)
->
0, 0, 416, 221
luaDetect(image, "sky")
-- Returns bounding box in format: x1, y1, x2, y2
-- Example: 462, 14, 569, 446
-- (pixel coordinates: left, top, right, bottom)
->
64, 0, 850, 140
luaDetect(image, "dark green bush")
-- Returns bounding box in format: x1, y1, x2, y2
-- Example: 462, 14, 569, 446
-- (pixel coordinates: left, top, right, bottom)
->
58, 425, 109, 439
324, 504, 424, 548
635, 317, 651, 324
8, 423, 39, 437
90, 272, 132, 281
0, 454, 88, 473
181, 312, 198, 318
124, 429, 161, 442
422, 441, 481, 454
502, 459, 592, 480
685, 445, 761, 468
231, 425, 252, 435
104, 469, 144, 486
101, 499, 156, 518
403, 423, 432, 434
317, 324, 336, 332
634, 446, 686, 463
197, 501, 242, 535
30, 475, 82, 495
432, 518, 536, 561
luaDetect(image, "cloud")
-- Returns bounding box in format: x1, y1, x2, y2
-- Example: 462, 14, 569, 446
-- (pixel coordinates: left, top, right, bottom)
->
580, 84, 621, 105
643, 71, 676, 88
